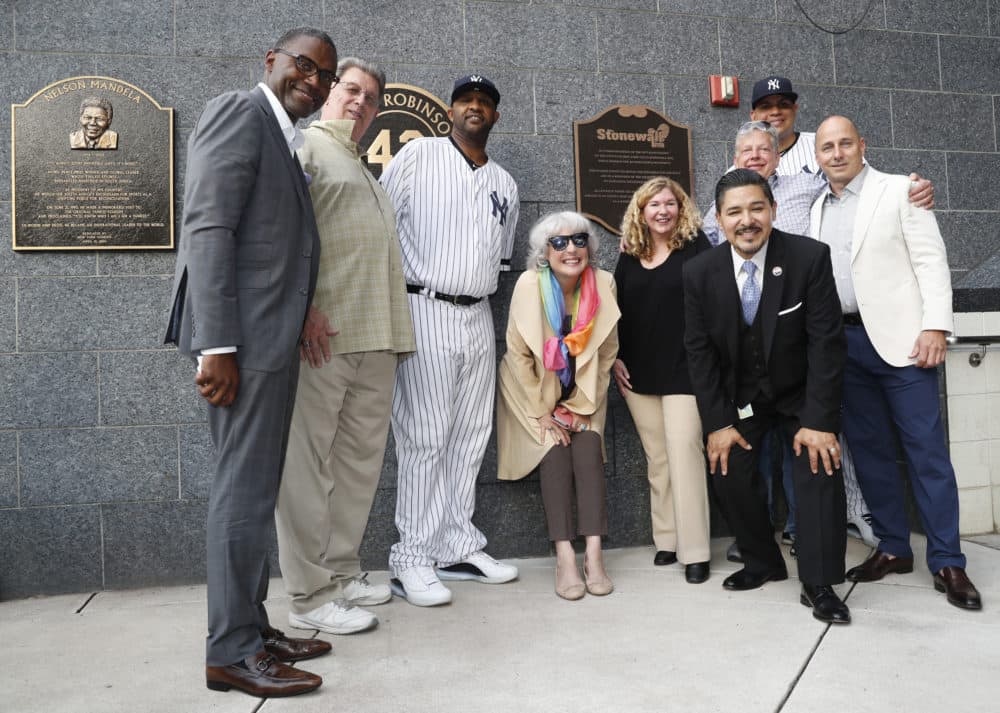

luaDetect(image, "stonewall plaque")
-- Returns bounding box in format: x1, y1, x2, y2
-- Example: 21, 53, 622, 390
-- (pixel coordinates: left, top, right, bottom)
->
360, 83, 451, 179
574, 106, 693, 235
11, 76, 174, 250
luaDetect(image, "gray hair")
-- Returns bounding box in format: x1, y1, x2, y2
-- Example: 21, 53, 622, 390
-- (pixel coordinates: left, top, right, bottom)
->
526, 211, 600, 271
337, 56, 386, 96
735, 120, 779, 154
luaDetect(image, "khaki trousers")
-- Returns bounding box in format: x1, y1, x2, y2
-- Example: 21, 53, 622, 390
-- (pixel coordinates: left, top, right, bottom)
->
276, 351, 397, 615
622, 392, 710, 564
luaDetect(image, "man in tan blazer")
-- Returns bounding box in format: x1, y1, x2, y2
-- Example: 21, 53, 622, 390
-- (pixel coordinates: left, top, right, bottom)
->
809, 115, 981, 611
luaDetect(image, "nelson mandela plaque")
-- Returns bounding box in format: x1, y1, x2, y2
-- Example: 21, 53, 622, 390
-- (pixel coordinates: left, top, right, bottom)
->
574, 106, 693, 235
11, 76, 174, 250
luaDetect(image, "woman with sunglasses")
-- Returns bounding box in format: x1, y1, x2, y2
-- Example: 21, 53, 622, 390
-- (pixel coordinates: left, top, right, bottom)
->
497, 211, 620, 600
613, 177, 713, 583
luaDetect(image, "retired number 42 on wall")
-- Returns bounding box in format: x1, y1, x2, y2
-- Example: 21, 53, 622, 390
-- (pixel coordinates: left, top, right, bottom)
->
359, 83, 452, 179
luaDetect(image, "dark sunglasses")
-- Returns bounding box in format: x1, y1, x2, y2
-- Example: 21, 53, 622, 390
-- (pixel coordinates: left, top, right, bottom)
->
272, 48, 339, 88
547, 233, 589, 251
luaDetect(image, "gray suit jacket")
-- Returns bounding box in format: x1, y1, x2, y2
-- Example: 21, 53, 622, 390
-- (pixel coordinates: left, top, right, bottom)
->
165, 87, 320, 372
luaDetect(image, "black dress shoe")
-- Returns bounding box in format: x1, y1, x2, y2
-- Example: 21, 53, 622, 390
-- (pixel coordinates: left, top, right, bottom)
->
654, 550, 677, 566
722, 567, 787, 591
206, 651, 322, 697
846, 550, 913, 582
685, 561, 710, 584
800, 584, 851, 624
726, 541, 743, 563
261, 626, 332, 662
933, 566, 983, 610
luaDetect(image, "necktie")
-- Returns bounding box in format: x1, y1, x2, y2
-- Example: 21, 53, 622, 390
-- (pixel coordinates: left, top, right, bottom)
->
741, 260, 760, 325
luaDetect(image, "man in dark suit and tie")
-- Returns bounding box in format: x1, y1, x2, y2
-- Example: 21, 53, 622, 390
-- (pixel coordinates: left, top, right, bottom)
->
165, 28, 338, 698
683, 169, 850, 624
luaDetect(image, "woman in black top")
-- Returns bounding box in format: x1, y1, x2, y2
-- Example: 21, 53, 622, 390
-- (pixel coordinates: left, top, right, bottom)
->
613, 176, 712, 583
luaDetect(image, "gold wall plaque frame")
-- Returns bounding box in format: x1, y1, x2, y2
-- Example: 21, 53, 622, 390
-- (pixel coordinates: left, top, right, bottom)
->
573, 105, 694, 236
11, 75, 175, 251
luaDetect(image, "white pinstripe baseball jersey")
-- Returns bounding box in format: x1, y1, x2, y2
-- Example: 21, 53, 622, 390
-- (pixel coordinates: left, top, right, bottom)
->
380, 137, 519, 298
777, 131, 818, 175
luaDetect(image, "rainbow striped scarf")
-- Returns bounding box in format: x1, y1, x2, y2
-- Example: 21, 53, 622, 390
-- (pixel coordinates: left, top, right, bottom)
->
539, 266, 600, 386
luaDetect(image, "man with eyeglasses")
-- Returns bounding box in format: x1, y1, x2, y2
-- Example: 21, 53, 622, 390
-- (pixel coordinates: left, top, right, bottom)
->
275, 57, 415, 637
380, 74, 520, 606
166, 27, 338, 699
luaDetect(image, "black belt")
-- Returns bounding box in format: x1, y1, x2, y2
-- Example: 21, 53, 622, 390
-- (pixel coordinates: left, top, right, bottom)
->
407, 284, 483, 306
842, 312, 863, 326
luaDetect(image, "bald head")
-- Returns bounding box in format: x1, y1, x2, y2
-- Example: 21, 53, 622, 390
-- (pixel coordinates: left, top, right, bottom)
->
815, 115, 866, 193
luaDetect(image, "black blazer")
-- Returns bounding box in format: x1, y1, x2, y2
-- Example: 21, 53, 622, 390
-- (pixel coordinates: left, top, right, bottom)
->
682, 229, 845, 436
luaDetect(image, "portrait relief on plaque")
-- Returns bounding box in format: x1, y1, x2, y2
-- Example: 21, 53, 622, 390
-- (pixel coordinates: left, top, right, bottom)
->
359, 83, 452, 179
573, 105, 694, 235
69, 96, 119, 150
11, 75, 174, 250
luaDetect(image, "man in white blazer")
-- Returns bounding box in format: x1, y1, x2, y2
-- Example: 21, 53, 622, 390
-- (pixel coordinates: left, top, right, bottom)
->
809, 115, 981, 611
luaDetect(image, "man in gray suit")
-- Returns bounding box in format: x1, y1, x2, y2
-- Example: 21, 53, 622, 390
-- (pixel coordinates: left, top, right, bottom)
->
165, 28, 338, 699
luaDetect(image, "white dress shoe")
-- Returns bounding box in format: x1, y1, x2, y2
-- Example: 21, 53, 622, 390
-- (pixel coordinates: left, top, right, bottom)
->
390, 566, 453, 607
343, 573, 392, 606
288, 600, 377, 635
436, 551, 518, 584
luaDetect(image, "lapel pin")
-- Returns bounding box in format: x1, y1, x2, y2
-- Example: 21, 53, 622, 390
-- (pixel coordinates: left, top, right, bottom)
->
772, 266, 783, 277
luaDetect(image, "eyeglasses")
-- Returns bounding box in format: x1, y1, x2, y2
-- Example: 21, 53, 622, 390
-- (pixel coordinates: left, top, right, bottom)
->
338, 81, 380, 109
547, 233, 589, 251
272, 48, 339, 87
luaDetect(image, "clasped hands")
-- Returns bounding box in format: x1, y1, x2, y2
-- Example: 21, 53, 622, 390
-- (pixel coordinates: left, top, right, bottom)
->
707, 425, 841, 476
538, 407, 591, 447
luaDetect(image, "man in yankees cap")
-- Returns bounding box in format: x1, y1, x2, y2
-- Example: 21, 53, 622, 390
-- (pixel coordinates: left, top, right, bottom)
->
379, 73, 520, 606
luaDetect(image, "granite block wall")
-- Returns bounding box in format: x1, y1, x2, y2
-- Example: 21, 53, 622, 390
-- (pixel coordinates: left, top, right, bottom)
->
2, 0, 999, 598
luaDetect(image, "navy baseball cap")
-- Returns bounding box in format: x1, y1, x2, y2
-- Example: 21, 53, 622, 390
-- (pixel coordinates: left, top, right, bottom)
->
751, 76, 798, 108
451, 73, 500, 106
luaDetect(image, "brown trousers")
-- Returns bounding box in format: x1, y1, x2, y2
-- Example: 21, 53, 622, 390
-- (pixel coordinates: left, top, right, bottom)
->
538, 431, 607, 541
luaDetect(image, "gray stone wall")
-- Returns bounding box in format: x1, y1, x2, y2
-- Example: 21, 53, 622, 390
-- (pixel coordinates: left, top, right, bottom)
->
2, 0, 998, 598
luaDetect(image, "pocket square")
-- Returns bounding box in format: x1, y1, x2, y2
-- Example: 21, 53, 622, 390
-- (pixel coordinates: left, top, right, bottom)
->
777, 301, 803, 316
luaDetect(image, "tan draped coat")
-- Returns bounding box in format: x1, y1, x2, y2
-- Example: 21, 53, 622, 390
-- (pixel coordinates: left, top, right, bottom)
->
496, 268, 620, 481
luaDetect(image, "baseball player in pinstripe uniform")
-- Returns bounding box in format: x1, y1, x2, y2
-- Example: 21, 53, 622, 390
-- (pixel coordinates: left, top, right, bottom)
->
379, 74, 520, 606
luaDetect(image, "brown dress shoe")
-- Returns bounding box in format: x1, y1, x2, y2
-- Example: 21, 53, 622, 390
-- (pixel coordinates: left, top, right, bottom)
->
933, 566, 982, 611
261, 626, 332, 662
206, 651, 322, 698
845, 550, 913, 582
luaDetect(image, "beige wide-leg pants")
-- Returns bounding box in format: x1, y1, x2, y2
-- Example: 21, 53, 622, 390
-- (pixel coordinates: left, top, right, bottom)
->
622, 392, 710, 564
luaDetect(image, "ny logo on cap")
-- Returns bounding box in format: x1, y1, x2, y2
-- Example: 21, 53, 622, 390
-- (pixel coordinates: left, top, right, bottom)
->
768, 79, 781, 91
470, 74, 483, 83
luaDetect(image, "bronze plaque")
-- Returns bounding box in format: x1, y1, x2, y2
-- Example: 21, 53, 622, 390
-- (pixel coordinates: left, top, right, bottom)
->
574, 105, 693, 235
360, 83, 451, 179
11, 76, 174, 251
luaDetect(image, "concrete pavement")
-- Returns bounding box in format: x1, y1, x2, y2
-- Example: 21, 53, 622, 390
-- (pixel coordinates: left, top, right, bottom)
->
3, 534, 998, 713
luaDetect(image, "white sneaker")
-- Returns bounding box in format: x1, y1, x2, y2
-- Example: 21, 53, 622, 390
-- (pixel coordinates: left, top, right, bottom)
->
390, 565, 452, 607
847, 512, 879, 547
436, 551, 518, 584
288, 600, 377, 635
343, 573, 392, 606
